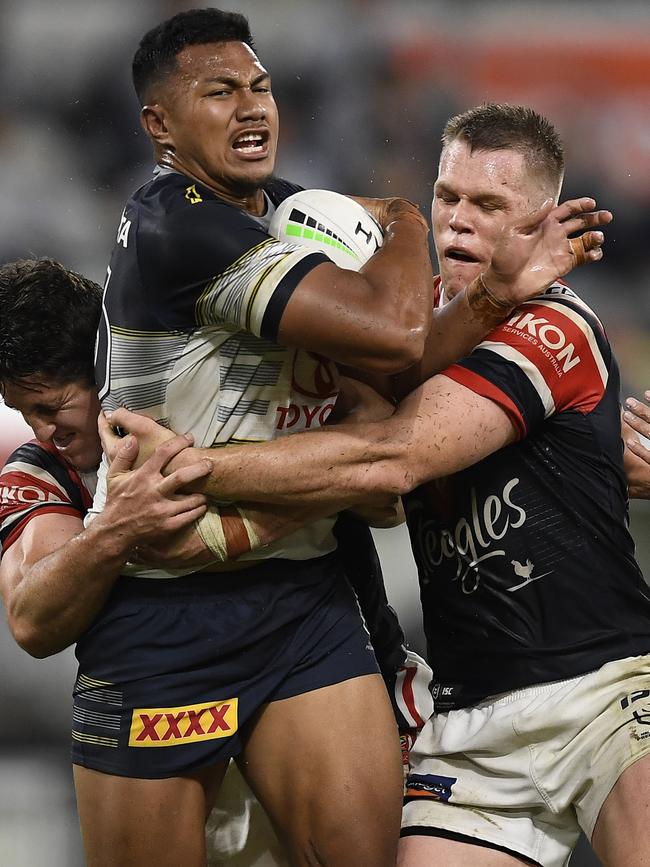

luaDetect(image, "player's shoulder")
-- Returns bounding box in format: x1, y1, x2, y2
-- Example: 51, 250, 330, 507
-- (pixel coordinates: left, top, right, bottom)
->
1, 440, 89, 501
518, 280, 605, 337
2, 439, 60, 474
503, 280, 609, 353
264, 176, 304, 205
136, 170, 228, 219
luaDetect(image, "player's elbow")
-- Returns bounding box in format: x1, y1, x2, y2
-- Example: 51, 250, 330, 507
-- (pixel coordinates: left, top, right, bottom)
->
364, 325, 427, 374
10, 616, 63, 659
361, 449, 420, 501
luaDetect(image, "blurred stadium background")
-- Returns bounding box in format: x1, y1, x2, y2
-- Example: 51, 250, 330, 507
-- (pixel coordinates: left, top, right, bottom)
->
0, 1, 648, 864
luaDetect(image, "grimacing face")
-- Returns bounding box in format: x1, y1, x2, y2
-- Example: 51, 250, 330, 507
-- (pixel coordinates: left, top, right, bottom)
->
432, 139, 552, 301
147, 41, 279, 207
2, 377, 102, 473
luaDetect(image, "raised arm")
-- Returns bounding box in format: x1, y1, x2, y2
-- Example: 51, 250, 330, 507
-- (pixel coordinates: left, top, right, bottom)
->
0, 436, 209, 658
392, 197, 612, 396
277, 197, 434, 372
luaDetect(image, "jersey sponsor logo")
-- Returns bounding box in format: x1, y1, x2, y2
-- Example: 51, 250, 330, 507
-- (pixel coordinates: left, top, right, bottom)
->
116, 209, 131, 248
275, 401, 336, 431
128, 698, 238, 747
405, 773, 457, 802
0, 483, 62, 505
277, 351, 338, 430
185, 184, 203, 205
619, 690, 650, 734
291, 351, 338, 400
504, 311, 581, 375
506, 558, 554, 592
410, 479, 526, 594
430, 682, 463, 711
431, 683, 460, 701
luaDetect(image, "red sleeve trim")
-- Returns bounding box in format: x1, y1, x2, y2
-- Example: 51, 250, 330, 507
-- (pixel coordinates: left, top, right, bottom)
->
400, 665, 425, 729
492, 301, 607, 415
444, 365, 527, 440
2, 505, 83, 553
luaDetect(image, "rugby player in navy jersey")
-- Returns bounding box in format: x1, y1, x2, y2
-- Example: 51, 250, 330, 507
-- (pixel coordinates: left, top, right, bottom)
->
109, 104, 650, 867
0, 258, 434, 866
83, 5, 612, 865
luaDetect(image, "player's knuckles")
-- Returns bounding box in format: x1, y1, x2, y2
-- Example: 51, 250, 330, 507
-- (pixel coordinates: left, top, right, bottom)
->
177, 462, 212, 484
155, 434, 186, 455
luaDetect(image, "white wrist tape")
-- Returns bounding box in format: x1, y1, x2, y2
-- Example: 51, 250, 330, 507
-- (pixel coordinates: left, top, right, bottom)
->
195, 505, 261, 562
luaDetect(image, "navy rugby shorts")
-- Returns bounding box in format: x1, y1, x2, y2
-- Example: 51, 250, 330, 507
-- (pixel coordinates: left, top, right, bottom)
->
71, 552, 378, 778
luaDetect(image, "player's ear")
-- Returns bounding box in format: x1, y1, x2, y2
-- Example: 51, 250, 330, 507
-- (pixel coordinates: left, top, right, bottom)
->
141, 104, 173, 147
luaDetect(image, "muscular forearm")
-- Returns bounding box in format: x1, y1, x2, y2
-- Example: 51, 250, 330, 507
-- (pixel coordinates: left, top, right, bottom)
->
392, 276, 511, 396
180, 420, 410, 508
358, 205, 434, 365
7, 512, 132, 658
173, 376, 515, 507
147, 500, 340, 569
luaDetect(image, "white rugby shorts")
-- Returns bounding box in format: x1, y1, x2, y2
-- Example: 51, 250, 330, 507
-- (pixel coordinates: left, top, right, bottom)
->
402, 653, 650, 867
206, 761, 288, 866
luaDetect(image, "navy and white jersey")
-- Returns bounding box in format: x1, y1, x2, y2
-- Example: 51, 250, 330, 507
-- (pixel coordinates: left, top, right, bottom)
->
405, 280, 650, 710
0, 442, 432, 732
94, 170, 339, 568
0, 441, 93, 554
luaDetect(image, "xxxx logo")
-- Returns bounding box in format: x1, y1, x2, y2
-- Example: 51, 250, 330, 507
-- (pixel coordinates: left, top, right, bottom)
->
128, 699, 238, 747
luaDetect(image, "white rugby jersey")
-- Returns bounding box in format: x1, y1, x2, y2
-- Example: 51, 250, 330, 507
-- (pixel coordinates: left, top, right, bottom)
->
94, 172, 340, 572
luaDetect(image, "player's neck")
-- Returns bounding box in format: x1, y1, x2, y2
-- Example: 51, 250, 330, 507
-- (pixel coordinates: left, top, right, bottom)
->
157, 154, 267, 215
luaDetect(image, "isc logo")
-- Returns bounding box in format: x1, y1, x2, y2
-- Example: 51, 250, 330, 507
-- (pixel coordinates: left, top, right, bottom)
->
129, 699, 238, 747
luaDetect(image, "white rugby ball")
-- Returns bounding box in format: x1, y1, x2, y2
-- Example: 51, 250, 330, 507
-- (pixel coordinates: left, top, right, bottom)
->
269, 189, 384, 270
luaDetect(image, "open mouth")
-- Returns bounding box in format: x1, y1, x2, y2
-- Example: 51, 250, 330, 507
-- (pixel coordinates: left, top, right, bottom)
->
232, 130, 269, 156
445, 248, 479, 264
53, 433, 73, 450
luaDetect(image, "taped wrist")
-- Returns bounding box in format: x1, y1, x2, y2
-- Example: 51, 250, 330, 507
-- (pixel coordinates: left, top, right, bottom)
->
195, 505, 261, 562
466, 272, 513, 323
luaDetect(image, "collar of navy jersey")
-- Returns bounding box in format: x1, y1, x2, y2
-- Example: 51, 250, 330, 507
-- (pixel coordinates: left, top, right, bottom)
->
152, 165, 275, 228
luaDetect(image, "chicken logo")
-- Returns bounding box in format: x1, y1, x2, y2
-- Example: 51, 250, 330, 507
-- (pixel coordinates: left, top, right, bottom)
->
512, 558, 534, 579
507, 559, 553, 593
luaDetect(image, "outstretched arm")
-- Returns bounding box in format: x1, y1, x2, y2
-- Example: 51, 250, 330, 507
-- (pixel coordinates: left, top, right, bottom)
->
106, 376, 517, 510
393, 196, 612, 396
0, 435, 209, 657
99, 377, 403, 568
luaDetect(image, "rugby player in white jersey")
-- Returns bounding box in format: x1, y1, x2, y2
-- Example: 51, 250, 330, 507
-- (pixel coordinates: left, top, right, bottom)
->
106, 105, 650, 867
0, 258, 434, 866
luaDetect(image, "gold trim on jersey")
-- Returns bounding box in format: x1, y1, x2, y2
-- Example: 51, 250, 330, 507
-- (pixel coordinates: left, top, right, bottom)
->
194, 238, 275, 325
77, 673, 116, 688
72, 730, 119, 748
110, 325, 186, 338
245, 257, 286, 332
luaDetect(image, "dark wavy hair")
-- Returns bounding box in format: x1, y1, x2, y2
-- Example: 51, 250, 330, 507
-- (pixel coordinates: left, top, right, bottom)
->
132, 7, 254, 105
0, 258, 102, 389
